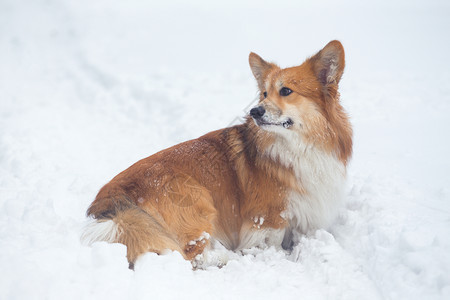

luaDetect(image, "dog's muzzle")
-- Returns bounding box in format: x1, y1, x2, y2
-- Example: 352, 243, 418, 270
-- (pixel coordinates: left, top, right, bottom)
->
249, 106, 293, 129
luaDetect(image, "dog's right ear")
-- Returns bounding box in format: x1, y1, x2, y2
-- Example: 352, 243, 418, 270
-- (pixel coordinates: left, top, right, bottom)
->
249, 52, 275, 91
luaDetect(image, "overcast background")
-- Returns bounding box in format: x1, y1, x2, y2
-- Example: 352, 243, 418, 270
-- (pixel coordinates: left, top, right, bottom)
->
1, 0, 450, 299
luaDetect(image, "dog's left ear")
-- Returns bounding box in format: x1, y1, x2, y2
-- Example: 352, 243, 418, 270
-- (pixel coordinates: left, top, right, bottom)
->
249, 52, 276, 90
312, 40, 345, 86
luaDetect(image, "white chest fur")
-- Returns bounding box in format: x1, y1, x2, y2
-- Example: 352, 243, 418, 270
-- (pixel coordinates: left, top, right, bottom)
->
235, 133, 346, 251
266, 135, 346, 234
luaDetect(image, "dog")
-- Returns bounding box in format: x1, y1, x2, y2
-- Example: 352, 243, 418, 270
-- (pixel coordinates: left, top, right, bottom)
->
82, 40, 352, 269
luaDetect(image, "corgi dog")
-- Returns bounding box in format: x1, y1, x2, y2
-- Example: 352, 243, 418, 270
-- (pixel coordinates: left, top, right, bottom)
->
82, 40, 352, 269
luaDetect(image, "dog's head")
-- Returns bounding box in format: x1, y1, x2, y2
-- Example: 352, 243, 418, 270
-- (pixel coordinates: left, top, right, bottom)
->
248, 40, 352, 162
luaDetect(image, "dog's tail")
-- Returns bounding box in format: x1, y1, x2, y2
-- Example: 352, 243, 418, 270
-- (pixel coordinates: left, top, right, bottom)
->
81, 195, 184, 269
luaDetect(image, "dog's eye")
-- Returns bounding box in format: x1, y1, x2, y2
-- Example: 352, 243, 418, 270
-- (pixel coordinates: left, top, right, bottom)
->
263, 91, 267, 98
280, 87, 292, 96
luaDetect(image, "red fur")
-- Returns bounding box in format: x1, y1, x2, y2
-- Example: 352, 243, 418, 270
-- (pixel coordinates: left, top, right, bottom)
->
83, 40, 353, 268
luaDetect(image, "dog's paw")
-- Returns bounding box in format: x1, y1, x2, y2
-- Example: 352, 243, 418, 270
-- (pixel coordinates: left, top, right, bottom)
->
191, 240, 238, 269
192, 250, 228, 269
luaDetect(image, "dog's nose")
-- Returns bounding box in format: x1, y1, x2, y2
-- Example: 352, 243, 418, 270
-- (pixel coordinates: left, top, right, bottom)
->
250, 106, 265, 119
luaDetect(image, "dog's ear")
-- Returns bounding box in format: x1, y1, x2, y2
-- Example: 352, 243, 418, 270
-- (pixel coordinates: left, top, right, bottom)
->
249, 52, 275, 90
311, 40, 345, 86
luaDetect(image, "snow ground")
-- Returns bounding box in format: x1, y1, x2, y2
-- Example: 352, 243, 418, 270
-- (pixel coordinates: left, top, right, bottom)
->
1, 0, 450, 299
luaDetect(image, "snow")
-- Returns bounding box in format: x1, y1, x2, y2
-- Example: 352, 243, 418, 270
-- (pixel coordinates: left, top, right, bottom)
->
188, 232, 210, 246
1, 0, 450, 299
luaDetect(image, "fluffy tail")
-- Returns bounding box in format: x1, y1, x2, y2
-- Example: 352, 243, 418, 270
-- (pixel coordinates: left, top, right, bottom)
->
81, 196, 183, 269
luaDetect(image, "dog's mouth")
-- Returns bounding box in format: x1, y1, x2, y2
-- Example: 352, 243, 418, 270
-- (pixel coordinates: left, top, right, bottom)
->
255, 118, 294, 129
